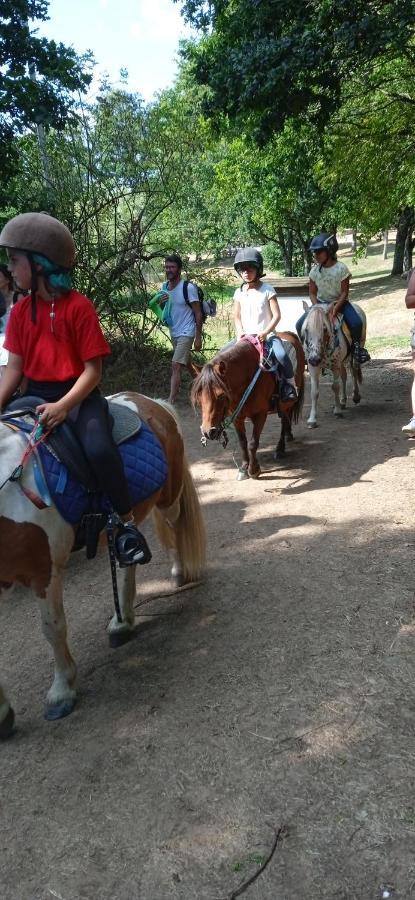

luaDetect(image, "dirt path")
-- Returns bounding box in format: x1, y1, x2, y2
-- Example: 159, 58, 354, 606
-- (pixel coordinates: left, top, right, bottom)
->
2, 356, 415, 900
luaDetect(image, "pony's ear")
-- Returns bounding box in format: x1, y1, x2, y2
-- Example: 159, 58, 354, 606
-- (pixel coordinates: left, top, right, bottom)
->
188, 361, 202, 378
214, 360, 226, 377
302, 300, 309, 311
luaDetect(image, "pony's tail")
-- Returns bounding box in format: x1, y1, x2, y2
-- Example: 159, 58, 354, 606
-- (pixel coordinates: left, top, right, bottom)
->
152, 453, 207, 583
292, 382, 304, 424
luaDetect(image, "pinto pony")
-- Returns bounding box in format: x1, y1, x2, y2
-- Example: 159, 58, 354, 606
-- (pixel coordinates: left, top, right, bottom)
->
0, 393, 206, 738
191, 335, 305, 479
301, 304, 366, 428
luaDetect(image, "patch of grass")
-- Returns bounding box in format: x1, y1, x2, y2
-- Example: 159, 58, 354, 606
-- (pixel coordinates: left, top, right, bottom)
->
366, 335, 409, 354
232, 853, 266, 872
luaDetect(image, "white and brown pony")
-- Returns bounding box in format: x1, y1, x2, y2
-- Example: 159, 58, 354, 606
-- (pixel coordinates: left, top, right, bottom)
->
301, 303, 366, 428
0, 393, 206, 738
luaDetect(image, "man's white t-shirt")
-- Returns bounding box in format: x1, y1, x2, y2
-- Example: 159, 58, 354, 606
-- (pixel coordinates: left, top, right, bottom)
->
233, 282, 276, 334
166, 279, 199, 338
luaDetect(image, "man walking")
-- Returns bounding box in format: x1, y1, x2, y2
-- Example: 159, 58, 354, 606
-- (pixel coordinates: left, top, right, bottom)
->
164, 254, 203, 404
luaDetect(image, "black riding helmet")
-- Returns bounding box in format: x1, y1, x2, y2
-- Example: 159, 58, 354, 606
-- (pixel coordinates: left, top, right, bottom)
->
234, 247, 264, 278
309, 233, 339, 256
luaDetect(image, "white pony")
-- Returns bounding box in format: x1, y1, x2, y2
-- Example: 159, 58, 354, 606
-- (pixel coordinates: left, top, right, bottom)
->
301, 302, 366, 428
0, 393, 206, 738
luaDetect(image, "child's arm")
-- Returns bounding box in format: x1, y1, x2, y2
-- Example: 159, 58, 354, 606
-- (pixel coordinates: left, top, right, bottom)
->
36, 358, 103, 429
234, 298, 244, 339
258, 295, 281, 341
0, 352, 24, 410
332, 277, 350, 316
405, 270, 415, 308
309, 279, 318, 305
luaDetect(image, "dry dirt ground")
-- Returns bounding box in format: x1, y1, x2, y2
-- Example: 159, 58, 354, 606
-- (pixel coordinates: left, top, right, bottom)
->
2, 354, 415, 900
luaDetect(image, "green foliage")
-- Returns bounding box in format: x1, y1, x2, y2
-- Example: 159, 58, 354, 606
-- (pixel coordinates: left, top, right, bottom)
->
178, 0, 415, 140
0, 0, 91, 194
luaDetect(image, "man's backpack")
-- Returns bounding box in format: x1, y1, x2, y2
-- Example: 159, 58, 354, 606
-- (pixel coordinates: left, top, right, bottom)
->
182, 280, 217, 324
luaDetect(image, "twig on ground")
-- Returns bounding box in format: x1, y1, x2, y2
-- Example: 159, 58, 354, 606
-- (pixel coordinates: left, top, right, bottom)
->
218, 825, 287, 900
134, 580, 202, 610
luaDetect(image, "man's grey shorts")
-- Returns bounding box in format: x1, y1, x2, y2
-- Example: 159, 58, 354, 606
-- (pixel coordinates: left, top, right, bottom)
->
172, 335, 194, 365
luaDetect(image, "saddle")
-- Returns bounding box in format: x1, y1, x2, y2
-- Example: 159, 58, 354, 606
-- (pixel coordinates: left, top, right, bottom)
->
2, 395, 141, 489
1, 396, 168, 557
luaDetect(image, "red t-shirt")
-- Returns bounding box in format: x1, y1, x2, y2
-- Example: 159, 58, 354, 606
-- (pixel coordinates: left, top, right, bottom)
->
4, 290, 111, 380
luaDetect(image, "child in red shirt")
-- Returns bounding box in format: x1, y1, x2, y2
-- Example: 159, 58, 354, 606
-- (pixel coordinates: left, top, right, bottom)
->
0, 212, 150, 567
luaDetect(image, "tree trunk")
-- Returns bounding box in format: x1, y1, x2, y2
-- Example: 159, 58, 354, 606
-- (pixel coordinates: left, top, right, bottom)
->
383, 230, 388, 260
404, 229, 414, 272
392, 206, 414, 275
277, 227, 293, 276
351, 229, 357, 253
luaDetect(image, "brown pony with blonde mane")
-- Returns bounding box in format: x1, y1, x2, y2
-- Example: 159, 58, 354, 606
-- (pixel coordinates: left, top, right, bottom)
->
192, 335, 305, 479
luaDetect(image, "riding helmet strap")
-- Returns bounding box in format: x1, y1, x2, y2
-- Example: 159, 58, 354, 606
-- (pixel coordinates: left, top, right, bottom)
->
28, 254, 39, 323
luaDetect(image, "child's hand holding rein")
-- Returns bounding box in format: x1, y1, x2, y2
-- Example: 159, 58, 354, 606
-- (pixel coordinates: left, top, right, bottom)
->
36, 401, 67, 430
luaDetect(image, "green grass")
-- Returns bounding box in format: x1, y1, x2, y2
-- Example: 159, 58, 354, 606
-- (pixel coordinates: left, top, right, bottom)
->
366, 335, 409, 354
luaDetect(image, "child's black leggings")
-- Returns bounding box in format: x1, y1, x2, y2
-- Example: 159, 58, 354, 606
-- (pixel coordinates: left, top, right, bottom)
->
26, 380, 132, 515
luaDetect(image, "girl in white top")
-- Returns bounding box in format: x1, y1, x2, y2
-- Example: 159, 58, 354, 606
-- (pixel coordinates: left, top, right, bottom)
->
233, 248, 297, 401
0, 264, 18, 377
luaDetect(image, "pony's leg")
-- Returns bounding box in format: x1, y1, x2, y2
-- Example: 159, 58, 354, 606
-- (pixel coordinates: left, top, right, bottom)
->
247, 412, 267, 478
307, 366, 320, 427
0, 684, 14, 740
234, 423, 250, 479
340, 363, 347, 409
38, 565, 78, 720
107, 566, 137, 647
332, 368, 343, 417
275, 413, 292, 459
351, 364, 361, 404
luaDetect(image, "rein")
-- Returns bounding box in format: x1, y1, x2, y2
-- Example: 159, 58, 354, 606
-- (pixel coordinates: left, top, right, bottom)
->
0, 416, 52, 508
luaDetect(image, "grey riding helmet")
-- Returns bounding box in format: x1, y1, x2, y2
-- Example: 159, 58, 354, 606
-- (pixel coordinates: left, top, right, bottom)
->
309, 233, 339, 255
234, 247, 264, 277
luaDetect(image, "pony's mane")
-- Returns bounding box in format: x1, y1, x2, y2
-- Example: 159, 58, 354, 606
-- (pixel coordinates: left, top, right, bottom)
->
191, 357, 230, 408
191, 341, 257, 408
306, 304, 328, 340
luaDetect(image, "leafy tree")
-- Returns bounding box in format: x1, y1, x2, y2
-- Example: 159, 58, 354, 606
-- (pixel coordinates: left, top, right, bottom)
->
0, 0, 91, 190
177, 0, 415, 141
6, 86, 214, 372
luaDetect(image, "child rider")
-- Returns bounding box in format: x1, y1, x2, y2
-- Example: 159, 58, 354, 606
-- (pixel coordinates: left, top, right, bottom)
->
0, 212, 151, 567
233, 247, 297, 402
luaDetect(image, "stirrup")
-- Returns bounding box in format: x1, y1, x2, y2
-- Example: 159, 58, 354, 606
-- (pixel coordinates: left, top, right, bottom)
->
116, 523, 152, 567
279, 383, 297, 402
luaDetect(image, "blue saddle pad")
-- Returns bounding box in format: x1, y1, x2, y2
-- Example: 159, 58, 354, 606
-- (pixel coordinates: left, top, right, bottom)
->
37, 421, 168, 524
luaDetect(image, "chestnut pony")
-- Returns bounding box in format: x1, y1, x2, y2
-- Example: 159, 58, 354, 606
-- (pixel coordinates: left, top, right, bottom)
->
0, 393, 206, 738
192, 335, 305, 478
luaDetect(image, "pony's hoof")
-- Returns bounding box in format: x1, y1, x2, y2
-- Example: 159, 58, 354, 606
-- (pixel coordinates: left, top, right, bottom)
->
237, 469, 249, 481
173, 573, 186, 589
307, 422, 318, 429
108, 628, 135, 649
0, 706, 15, 740
353, 395, 361, 405
334, 411, 343, 418
249, 469, 261, 479
340, 402, 346, 409
44, 698, 76, 721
